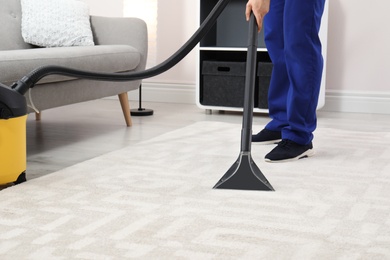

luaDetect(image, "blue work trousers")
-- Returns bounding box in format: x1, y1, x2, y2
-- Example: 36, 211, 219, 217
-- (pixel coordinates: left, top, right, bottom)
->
263, 0, 326, 145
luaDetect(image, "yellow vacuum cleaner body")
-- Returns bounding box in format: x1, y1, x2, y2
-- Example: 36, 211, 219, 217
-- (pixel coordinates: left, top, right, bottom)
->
0, 115, 27, 184
0, 83, 27, 185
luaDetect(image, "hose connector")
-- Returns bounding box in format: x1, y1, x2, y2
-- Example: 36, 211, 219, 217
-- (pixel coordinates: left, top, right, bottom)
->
11, 76, 31, 95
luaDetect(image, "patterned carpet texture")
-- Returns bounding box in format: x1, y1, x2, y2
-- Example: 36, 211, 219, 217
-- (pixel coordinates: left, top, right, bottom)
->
1, 122, 390, 259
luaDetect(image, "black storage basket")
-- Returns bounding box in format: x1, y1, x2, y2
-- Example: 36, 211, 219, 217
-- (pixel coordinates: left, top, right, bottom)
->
201, 61, 247, 108
256, 61, 273, 109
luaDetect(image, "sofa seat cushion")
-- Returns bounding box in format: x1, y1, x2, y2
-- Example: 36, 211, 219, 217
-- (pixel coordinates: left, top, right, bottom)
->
0, 45, 141, 86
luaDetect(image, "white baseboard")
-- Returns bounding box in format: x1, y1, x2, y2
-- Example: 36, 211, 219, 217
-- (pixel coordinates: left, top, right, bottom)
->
322, 91, 390, 114
127, 82, 196, 104
110, 84, 390, 115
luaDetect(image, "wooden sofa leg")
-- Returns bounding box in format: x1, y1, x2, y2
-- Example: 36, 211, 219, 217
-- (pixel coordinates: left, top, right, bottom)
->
118, 92, 132, 127
35, 112, 41, 121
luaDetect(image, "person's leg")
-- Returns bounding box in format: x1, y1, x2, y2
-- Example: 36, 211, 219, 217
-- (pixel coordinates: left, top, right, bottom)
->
282, 0, 326, 145
252, 0, 287, 144
262, 0, 289, 132
264, 0, 326, 162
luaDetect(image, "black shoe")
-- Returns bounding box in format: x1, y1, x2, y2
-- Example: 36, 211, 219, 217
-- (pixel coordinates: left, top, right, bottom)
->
265, 139, 314, 163
252, 129, 282, 144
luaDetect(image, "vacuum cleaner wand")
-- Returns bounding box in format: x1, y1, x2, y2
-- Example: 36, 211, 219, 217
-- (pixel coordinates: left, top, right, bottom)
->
11, 0, 231, 95
213, 14, 274, 191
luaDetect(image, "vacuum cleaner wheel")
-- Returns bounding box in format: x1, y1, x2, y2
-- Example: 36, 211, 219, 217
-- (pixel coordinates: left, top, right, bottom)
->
14, 172, 27, 185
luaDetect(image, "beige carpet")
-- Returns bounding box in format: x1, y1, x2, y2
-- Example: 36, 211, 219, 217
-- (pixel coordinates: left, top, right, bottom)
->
1, 121, 390, 259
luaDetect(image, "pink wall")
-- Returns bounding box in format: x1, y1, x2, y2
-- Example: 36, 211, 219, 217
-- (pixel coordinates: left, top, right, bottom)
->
326, 0, 390, 93
85, 0, 123, 17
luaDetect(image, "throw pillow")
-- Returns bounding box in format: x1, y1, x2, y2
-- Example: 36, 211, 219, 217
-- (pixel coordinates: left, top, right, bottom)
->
21, 0, 94, 47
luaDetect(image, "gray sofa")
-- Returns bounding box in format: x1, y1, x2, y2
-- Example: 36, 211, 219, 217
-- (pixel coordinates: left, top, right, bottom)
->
0, 0, 148, 126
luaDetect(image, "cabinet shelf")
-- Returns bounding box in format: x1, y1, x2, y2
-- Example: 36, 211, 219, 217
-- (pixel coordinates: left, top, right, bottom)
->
196, 0, 270, 113
199, 47, 268, 52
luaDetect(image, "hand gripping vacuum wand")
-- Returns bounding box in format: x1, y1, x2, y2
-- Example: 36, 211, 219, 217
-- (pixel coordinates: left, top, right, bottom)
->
0, 0, 273, 190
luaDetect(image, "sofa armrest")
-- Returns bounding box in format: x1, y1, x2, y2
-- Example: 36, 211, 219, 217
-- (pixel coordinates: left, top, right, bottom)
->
90, 16, 148, 72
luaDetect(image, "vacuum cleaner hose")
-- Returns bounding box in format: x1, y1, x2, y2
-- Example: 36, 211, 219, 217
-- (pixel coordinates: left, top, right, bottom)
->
12, 0, 231, 95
